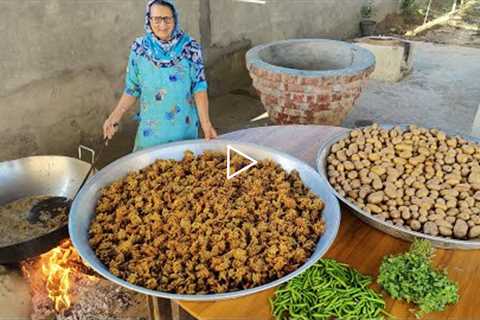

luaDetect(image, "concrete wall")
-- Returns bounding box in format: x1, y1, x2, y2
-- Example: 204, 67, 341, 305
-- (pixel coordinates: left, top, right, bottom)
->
204, 0, 400, 95
0, 0, 201, 97
208, 0, 398, 48
0, 0, 200, 161
0, 0, 399, 161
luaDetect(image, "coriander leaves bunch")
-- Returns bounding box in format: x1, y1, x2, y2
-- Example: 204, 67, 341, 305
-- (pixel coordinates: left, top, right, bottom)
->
378, 239, 459, 318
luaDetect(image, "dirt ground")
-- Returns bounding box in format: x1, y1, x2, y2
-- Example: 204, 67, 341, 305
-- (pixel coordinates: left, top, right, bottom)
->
376, 0, 480, 48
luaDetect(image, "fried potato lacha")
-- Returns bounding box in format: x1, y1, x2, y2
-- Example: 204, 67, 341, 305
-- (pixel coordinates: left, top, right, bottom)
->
89, 150, 325, 294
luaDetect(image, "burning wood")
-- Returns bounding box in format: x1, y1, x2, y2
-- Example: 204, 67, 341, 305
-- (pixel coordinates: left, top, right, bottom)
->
21, 240, 148, 320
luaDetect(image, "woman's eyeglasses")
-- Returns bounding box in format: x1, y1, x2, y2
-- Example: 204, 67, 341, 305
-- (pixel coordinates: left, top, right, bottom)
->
150, 16, 174, 25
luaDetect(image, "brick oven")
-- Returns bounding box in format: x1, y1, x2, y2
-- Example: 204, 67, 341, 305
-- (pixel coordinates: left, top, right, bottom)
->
246, 39, 375, 125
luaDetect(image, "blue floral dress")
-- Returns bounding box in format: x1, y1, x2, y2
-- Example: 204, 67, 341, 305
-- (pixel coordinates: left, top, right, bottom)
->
125, 0, 207, 151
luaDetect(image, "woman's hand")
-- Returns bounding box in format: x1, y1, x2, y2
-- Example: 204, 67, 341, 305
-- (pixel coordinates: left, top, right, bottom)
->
194, 91, 217, 140
103, 113, 120, 140
201, 122, 218, 140
103, 93, 138, 141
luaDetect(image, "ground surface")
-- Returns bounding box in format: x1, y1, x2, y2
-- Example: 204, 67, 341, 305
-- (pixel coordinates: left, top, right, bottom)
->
343, 41, 480, 135
377, 0, 480, 48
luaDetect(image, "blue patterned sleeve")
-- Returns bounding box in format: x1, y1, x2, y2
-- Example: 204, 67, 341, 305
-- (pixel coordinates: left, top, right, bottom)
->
189, 41, 208, 94
124, 44, 141, 97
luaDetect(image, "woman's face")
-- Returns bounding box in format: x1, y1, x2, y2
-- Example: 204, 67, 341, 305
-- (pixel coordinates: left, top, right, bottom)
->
150, 4, 175, 41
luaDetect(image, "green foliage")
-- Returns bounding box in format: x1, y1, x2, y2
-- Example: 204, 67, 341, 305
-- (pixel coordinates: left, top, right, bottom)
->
377, 239, 459, 318
401, 0, 418, 15
361, 0, 375, 19
401, 0, 417, 10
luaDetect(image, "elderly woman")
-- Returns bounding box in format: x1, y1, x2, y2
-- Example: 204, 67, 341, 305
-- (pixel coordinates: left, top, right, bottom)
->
103, 0, 217, 151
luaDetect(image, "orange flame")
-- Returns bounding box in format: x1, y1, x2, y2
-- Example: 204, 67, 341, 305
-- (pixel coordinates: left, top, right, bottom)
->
20, 240, 97, 313
40, 244, 73, 312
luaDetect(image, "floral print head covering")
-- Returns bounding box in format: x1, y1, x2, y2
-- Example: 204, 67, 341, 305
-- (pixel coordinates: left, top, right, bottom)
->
145, 0, 183, 53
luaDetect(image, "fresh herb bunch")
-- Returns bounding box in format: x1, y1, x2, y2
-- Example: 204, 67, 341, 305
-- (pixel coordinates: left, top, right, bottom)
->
271, 259, 388, 320
377, 239, 459, 318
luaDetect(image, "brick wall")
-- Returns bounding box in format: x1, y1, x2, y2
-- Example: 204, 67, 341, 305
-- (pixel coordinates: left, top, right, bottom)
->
248, 64, 374, 125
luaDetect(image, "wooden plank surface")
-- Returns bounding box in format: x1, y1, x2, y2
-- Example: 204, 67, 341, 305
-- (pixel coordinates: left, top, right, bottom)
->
177, 125, 480, 320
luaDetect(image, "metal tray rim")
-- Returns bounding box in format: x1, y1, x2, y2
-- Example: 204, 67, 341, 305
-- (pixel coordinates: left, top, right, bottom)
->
70, 139, 341, 301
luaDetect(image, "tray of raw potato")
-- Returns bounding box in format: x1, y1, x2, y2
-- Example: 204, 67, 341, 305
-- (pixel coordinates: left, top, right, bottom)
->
316, 123, 480, 249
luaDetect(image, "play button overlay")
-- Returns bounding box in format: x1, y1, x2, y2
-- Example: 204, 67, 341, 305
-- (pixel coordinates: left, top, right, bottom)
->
227, 145, 258, 180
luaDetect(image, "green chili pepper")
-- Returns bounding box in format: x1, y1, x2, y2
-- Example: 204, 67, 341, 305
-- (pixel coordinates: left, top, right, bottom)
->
271, 259, 389, 320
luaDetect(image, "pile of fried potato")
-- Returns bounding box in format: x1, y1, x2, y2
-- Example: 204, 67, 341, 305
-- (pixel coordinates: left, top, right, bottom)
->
90, 151, 326, 294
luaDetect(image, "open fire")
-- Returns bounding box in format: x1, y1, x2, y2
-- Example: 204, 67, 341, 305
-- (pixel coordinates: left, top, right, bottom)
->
22, 239, 97, 313
20, 239, 148, 319
41, 243, 74, 312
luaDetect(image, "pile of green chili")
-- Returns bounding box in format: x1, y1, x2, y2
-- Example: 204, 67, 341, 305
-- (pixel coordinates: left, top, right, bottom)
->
270, 259, 388, 320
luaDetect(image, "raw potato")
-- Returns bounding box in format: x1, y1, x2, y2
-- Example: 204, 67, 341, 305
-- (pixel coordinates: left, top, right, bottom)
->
367, 191, 384, 204
454, 219, 468, 238
327, 124, 480, 240
423, 221, 439, 236
439, 226, 453, 237
469, 226, 480, 238
410, 220, 421, 230
366, 204, 382, 214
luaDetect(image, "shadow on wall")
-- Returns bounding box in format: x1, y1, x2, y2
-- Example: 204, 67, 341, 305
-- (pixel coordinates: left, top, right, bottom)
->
205, 43, 253, 97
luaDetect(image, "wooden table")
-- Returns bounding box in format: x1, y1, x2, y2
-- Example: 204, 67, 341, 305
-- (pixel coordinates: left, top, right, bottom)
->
177, 125, 480, 320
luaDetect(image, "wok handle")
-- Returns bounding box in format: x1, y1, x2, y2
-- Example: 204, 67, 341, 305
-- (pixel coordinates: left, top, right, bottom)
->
72, 141, 108, 200
78, 145, 96, 165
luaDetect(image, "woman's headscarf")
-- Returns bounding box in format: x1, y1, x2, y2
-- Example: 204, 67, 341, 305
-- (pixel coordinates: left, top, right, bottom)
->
130, 0, 204, 69
144, 0, 183, 53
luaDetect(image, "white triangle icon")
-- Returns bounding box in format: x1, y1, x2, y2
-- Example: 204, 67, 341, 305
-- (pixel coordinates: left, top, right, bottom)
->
227, 145, 258, 180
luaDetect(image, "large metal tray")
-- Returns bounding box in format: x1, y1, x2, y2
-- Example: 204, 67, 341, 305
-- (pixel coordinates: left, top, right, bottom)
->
69, 139, 341, 301
316, 124, 480, 250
